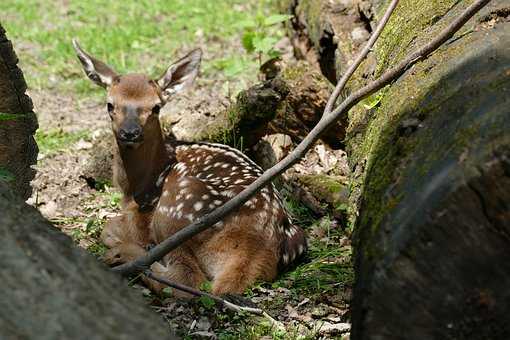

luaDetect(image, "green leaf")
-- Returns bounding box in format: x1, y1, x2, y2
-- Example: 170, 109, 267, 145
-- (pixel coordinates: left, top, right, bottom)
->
237, 18, 257, 29
362, 92, 384, 110
0, 168, 15, 182
241, 31, 256, 53
267, 49, 282, 59
162, 287, 173, 297
253, 36, 278, 55
199, 281, 213, 293
263, 14, 293, 26
199, 295, 216, 309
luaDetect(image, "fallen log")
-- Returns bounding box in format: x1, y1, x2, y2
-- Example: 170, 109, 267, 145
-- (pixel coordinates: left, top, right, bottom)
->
342, 1, 510, 339
0, 182, 176, 339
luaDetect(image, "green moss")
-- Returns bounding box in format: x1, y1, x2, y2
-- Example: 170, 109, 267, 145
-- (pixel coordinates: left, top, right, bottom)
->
299, 174, 348, 208
297, 0, 326, 47
374, 0, 461, 76
345, 0, 495, 261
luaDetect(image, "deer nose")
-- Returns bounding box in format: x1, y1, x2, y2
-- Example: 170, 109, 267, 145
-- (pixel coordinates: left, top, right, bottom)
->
119, 126, 143, 142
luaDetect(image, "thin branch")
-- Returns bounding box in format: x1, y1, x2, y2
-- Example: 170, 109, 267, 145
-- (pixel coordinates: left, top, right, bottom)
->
144, 270, 261, 314
144, 270, 285, 330
113, 0, 490, 277
323, 0, 400, 115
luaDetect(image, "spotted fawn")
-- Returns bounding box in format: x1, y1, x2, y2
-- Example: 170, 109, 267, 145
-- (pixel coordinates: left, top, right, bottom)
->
72, 40, 307, 295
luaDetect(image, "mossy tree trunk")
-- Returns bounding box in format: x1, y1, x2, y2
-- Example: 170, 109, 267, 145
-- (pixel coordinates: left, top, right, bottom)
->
282, 0, 510, 339
344, 1, 510, 339
0, 24, 38, 199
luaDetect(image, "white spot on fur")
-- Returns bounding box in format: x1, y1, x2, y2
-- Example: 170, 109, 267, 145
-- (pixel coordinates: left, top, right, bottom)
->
202, 194, 209, 200
298, 244, 305, 254
221, 190, 236, 198
193, 202, 204, 211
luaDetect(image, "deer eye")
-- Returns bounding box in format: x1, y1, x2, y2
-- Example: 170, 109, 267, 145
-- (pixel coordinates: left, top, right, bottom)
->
152, 105, 161, 115
107, 103, 114, 114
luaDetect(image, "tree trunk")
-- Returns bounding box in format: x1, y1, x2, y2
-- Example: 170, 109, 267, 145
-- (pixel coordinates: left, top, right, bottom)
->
0, 24, 38, 199
278, 0, 379, 84
282, 0, 510, 339
0, 181, 176, 339
344, 1, 510, 339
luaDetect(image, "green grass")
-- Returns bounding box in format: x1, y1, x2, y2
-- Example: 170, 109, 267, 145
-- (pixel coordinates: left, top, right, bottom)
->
281, 198, 354, 296
35, 129, 90, 155
1, 0, 279, 95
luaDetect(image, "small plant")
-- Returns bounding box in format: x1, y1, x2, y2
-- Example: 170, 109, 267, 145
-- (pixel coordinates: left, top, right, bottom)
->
212, 12, 292, 80
240, 14, 293, 66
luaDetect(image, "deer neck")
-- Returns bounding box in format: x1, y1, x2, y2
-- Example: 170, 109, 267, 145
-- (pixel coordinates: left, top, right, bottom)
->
114, 122, 173, 211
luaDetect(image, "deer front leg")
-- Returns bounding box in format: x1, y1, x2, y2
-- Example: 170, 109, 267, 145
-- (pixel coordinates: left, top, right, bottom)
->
101, 201, 153, 265
145, 246, 207, 298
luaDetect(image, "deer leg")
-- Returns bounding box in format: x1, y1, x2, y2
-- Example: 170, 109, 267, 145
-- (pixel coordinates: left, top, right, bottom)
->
211, 250, 278, 295
101, 202, 152, 249
144, 246, 207, 298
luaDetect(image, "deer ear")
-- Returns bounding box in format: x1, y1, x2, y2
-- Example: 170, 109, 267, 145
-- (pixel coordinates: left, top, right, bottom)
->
72, 39, 118, 88
157, 48, 202, 101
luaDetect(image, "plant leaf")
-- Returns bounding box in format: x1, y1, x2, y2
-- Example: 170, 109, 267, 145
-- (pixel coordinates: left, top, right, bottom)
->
199, 295, 216, 309
241, 31, 256, 53
253, 36, 278, 55
263, 14, 293, 26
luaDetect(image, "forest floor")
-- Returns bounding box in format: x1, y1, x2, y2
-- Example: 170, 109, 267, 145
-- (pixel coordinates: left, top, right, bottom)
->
4, 1, 353, 339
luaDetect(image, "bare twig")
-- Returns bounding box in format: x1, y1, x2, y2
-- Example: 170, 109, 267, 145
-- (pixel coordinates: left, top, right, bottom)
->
144, 270, 261, 314
323, 0, 400, 116
113, 0, 490, 277
144, 270, 285, 330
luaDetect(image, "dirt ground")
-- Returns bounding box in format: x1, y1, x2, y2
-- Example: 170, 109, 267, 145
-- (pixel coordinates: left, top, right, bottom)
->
27, 36, 352, 340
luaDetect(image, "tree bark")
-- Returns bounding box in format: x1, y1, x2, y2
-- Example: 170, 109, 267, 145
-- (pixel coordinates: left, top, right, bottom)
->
342, 1, 510, 339
282, 0, 510, 338
278, 0, 380, 85
0, 181, 176, 339
0, 24, 38, 199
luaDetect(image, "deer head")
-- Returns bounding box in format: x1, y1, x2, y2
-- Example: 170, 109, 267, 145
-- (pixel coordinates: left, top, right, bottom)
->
72, 39, 202, 148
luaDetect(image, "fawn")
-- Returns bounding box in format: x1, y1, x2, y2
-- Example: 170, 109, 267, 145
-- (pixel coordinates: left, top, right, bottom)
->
72, 40, 307, 295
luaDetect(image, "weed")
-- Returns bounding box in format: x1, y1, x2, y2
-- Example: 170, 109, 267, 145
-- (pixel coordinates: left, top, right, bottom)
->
35, 129, 89, 155
241, 13, 293, 66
